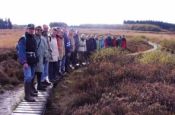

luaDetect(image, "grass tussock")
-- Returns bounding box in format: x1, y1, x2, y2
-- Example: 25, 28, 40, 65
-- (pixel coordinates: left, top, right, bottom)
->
90, 48, 129, 62
139, 51, 175, 65
160, 39, 175, 51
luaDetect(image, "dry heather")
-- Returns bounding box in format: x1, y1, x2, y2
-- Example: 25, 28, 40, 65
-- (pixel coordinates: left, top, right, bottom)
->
0, 49, 23, 93
0, 29, 25, 92
46, 47, 175, 115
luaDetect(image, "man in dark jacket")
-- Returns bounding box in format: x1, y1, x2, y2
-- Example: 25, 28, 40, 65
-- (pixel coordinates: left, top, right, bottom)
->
105, 35, 113, 47
17, 24, 37, 102
72, 30, 79, 67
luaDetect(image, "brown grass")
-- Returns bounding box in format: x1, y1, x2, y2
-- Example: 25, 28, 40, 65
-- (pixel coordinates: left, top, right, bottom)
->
0, 29, 175, 49
78, 28, 175, 43
0, 29, 24, 48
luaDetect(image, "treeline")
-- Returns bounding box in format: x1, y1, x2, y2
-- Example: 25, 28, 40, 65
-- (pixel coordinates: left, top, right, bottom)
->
0, 18, 12, 29
123, 24, 163, 32
124, 20, 175, 31
75, 24, 122, 29
49, 22, 68, 28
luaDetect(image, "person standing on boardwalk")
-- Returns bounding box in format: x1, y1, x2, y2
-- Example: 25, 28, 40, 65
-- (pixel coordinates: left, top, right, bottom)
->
17, 24, 37, 102
56, 28, 65, 77
41, 24, 52, 86
34, 26, 47, 91
48, 28, 59, 83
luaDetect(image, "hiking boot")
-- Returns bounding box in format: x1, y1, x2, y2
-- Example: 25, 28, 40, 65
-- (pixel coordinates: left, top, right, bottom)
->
37, 84, 46, 91
42, 80, 51, 86
24, 82, 36, 102
37, 72, 47, 91
24, 96, 36, 102
31, 91, 38, 97
31, 85, 38, 95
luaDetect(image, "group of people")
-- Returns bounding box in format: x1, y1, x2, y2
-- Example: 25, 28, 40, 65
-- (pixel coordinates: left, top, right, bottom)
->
16, 24, 127, 102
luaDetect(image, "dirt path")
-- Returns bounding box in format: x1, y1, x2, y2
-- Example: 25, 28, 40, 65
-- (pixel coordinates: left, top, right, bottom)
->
0, 40, 159, 115
129, 41, 159, 56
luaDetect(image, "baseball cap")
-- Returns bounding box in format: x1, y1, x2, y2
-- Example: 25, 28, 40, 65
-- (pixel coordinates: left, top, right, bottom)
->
27, 24, 35, 29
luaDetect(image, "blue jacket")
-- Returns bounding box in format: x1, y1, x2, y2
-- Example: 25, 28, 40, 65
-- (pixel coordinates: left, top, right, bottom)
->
16, 36, 26, 65
99, 38, 105, 49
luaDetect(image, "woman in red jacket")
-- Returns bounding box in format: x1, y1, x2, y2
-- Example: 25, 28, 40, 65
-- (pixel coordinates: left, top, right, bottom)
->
121, 35, 127, 49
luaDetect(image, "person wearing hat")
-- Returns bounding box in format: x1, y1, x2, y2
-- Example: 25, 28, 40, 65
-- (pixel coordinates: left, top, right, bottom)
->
17, 24, 37, 102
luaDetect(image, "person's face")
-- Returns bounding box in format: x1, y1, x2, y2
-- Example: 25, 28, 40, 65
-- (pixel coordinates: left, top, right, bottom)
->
27, 28, 35, 35
35, 28, 42, 35
43, 27, 48, 32
69, 31, 74, 37
52, 29, 57, 37
57, 29, 61, 35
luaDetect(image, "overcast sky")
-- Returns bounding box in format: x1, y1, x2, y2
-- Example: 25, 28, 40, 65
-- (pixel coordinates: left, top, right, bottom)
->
0, 0, 174, 25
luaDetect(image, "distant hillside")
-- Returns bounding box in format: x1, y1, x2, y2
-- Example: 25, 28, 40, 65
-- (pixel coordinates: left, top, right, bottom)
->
13, 20, 175, 32
122, 24, 164, 32
71, 20, 175, 32
72, 24, 164, 32
124, 20, 175, 31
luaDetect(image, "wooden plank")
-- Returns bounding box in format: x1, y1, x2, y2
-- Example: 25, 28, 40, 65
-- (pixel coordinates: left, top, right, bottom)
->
38, 94, 48, 97
34, 98, 47, 102
13, 110, 42, 114
20, 101, 45, 104
19, 102, 45, 105
38, 92, 48, 94
15, 107, 43, 111
19, 103, 44, 106
22, 98, 47, 102
17, 105, 44, 109
12, 113, 40, 115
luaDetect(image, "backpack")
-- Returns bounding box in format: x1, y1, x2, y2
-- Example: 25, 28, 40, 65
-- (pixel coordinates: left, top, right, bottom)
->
16, 35, 26, 63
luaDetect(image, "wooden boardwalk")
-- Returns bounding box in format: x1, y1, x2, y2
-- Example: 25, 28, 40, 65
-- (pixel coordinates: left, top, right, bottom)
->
12, 86, 52, 115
